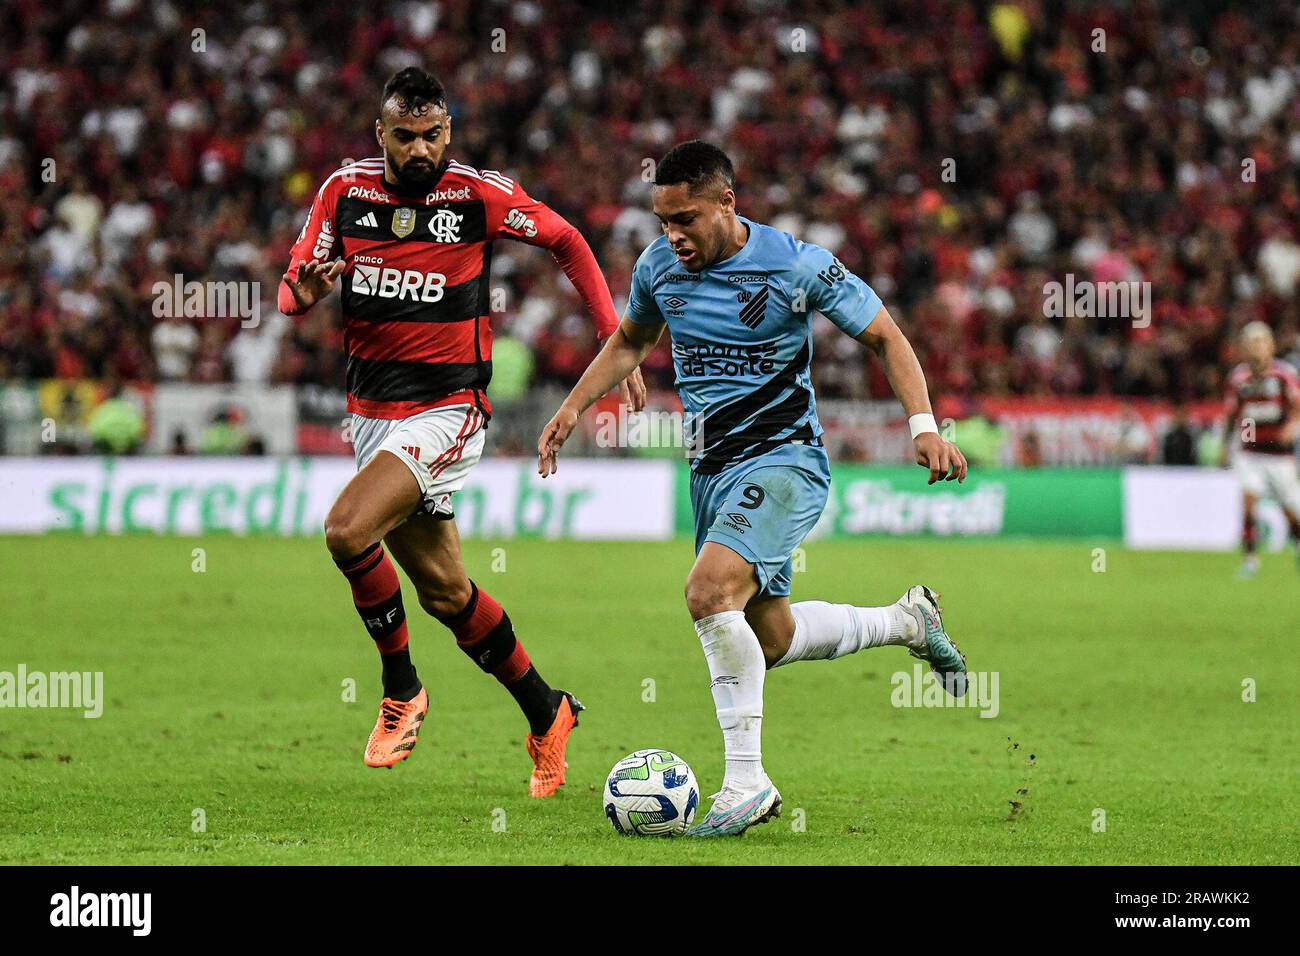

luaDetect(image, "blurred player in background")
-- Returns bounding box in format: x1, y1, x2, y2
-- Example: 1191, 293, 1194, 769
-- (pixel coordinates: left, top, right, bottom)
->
539, 141, 968, 836
279, 67, 645, 795
1221, 322, 1300, 577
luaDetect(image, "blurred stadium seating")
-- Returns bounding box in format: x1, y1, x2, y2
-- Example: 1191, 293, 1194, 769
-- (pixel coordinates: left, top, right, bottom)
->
2, 0, 1299, 464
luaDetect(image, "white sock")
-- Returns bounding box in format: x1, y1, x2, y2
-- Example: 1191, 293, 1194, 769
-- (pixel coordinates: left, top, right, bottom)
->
774, 600, 918, 667
695, 610, 766, 792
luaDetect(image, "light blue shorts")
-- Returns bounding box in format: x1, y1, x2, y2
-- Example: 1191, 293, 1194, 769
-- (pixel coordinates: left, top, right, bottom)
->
690, 442, 831, 597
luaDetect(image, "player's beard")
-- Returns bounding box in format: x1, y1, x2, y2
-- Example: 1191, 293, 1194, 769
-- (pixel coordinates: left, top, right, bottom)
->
391, 155, 440, 193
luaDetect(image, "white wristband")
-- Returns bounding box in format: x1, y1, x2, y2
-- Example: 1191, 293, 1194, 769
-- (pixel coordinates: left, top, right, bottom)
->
908, 413, 939, 440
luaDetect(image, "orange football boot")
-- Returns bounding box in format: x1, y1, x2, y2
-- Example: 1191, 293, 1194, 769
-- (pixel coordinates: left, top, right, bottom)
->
525, 692, 584, 797
363, 687, 428, 768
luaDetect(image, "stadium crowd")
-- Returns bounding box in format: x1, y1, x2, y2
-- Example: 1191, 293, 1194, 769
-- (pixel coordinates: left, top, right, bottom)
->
3, 0, 1300, 408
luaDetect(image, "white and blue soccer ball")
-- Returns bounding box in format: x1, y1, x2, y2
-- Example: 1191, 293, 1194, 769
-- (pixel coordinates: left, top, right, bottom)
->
603, 749, 699, 836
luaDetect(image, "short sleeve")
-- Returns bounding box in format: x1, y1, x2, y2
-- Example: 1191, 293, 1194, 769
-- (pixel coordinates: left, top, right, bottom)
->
625, 245, 665, 326
792, 241, 882, 337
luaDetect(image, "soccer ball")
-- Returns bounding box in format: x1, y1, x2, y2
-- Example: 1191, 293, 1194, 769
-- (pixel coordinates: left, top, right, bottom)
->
603, 749, 699, 836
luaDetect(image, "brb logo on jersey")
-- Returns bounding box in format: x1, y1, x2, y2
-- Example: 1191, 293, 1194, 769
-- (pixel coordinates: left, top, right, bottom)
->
352, 264, 447, 303
428, 208, 463, 243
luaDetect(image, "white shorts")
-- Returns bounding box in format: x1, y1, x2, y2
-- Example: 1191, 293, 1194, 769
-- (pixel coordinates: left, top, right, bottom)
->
1234, 451, 1300, 510
351, 404, 487, 518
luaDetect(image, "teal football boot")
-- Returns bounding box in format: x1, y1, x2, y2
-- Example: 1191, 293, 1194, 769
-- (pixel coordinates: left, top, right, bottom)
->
685, 779, 781, 838
899, 585, 968, 697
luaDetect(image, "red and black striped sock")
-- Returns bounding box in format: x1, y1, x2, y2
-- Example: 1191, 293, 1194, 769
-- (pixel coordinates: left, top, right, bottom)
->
334, 543, 419, 700
438, 581, 558, 735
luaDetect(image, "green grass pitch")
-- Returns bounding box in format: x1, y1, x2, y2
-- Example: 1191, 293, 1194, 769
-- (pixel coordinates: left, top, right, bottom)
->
1, 534, 1296, 865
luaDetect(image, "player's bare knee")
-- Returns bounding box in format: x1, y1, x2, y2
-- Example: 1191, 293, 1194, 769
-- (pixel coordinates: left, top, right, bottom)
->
684, 574, 741, 621
323, 512, 373, 561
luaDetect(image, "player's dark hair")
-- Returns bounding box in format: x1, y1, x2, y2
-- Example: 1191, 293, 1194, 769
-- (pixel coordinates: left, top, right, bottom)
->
380, 67, 447, 117
654, 140, 736, 198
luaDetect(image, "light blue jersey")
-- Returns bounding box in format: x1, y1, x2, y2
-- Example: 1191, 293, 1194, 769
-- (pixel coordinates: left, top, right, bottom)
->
625, 215, 881, 475
626, 216, 883, 595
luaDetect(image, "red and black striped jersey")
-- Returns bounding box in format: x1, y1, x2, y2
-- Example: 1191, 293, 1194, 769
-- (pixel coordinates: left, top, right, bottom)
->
278, 157, 619, 419
1225, 360, 1300, 454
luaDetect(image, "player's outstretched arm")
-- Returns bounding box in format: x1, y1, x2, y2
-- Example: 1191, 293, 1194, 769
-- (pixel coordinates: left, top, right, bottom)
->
545, 222, 649, 411
538, 317, 665, 476
505, 198, 647, 411
856, 305, 968, 484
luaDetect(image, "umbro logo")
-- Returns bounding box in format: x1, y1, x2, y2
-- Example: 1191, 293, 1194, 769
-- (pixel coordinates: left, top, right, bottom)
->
355, 211, 379, 228
724, 512, 752, 528
664, 295, 688, 309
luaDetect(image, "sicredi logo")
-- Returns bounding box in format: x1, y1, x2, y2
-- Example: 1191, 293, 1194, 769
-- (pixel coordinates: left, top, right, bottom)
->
347, 185, 390, 203
312, 218, 334, 260
426, 186, 472, 203
505, 208, 536, 237
351, 264, 447, 303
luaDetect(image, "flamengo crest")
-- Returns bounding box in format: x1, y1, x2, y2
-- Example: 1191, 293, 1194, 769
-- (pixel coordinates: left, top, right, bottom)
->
428, 208, 464, 243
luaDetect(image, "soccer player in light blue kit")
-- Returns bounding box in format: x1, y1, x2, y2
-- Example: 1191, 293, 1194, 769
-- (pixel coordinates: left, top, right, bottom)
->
539, 141, 969, 837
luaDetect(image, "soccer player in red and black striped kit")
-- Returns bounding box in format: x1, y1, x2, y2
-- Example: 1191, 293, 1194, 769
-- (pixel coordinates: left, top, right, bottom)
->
1221, 322, 1300, 577
279, 68, 645, 796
